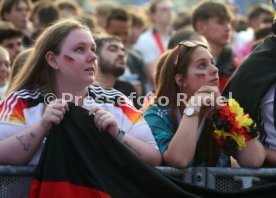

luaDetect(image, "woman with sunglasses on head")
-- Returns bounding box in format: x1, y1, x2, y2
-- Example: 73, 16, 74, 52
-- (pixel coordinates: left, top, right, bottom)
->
144, 41, 265, 168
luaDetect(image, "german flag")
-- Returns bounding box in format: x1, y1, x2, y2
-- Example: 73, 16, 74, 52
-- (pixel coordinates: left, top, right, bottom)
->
29, 104, 276, 198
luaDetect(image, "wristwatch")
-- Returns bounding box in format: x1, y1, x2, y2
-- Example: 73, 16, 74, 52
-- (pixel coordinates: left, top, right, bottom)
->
183, 106, 199, 117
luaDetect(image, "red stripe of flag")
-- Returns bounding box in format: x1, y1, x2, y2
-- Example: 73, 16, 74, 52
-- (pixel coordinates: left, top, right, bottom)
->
29, 179, 111, 198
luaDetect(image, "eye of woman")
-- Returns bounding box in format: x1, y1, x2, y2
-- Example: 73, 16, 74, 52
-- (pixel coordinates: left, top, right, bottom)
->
0, 61, 9, 69
4, 61, 10, 69
75, 46, 84, 53
90, 47, 96, 53
198, 62, 207, 69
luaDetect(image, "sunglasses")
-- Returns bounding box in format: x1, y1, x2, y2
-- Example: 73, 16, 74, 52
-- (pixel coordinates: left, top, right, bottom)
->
174, 41, 197, 67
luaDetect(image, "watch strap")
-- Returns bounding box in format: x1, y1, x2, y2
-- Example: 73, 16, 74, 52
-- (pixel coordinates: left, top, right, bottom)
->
115, 129, 125, 142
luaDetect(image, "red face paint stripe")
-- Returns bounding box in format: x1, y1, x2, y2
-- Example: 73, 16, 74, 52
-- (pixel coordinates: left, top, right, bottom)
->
195, 73, 206, 80
63, 55, 75, 64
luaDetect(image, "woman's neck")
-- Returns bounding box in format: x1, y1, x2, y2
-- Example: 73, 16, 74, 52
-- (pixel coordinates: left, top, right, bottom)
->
54, 84, 88, 106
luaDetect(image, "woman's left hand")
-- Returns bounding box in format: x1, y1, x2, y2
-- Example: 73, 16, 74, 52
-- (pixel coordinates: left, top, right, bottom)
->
89, 106, 119, 138
193, 85, 223, 110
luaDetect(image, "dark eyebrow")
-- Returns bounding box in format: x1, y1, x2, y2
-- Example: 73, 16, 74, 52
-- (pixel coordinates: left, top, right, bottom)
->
195, 58, 213, 64
76, 42, 96, 47
195, 58, 206, 64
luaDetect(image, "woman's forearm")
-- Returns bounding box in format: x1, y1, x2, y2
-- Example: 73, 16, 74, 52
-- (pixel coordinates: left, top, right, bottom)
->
236, 139, 265, 168
120, 134, 162, 166
0, 122, 48, 164
163, 115, 199, 168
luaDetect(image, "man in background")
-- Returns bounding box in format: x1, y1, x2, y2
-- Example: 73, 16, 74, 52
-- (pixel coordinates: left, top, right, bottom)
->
192, 0, 237, 91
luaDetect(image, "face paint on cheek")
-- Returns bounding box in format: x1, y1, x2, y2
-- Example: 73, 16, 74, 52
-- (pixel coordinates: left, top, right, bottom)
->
63, 54, 75, 64
195, 73, 206, 81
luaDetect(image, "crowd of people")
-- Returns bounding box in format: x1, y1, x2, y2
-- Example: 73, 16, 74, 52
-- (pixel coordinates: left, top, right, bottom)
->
0, 0, 275, 174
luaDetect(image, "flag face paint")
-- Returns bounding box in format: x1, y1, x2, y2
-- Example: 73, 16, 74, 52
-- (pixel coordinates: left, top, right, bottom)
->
63, 55, 75, 64
195, 73, 206, 81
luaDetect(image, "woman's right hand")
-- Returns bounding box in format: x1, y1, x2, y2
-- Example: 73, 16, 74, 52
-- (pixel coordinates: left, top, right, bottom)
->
40, 99, 69, 133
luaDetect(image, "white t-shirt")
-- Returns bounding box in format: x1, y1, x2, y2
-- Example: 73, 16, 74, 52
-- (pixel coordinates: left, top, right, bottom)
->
260, 83, 276, 150
0, 88, 46, 165
0, 86, 159, 165
134, 28, 169, 64
134, 28, 170, 92
84, 85, 159, 150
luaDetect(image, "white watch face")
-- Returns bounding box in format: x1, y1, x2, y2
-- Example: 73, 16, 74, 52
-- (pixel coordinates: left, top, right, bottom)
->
184, 107, 195, 116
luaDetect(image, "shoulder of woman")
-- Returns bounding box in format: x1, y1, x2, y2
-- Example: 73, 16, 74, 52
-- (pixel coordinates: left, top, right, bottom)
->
0, 88, 44, 124
144, 105, 169, 117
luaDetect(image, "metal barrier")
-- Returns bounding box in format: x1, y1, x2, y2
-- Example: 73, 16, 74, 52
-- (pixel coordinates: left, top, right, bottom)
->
157, 167, 276, 192
0, 165, 35, 198
207, 167, 276, 192
1, 165, 276, 197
